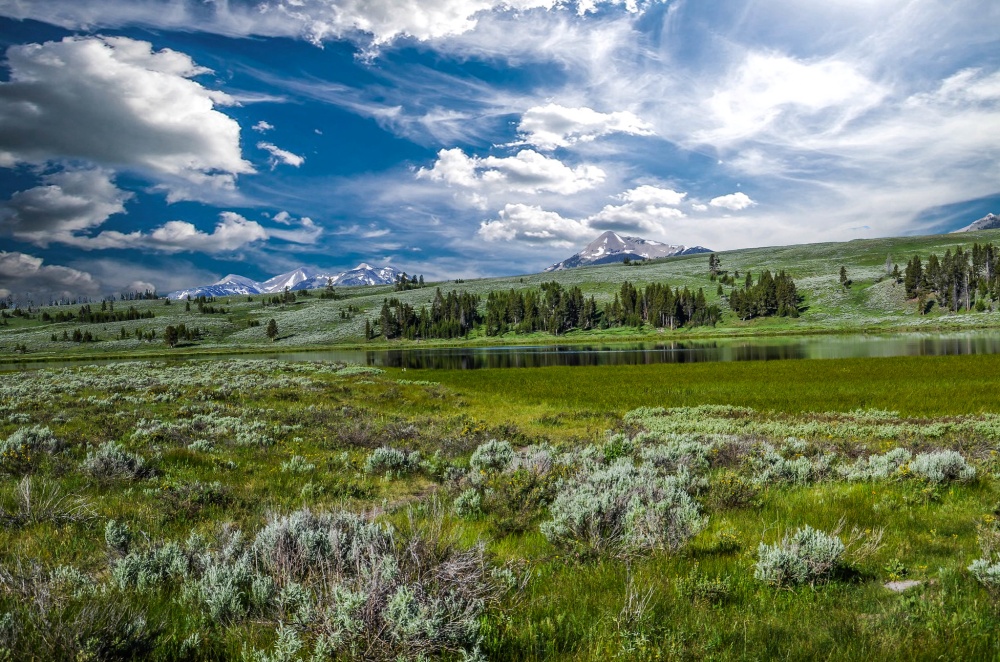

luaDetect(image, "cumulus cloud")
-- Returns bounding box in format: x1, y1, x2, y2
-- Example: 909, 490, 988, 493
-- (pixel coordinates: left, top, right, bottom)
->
64, 211, 322, 253
709, 192, 755, 211
516, 103, 654, 150
477, 203, 592, 245
417, 148, 605, 203
0, 251, 100, 300
477, 184, 689, 245
0, 168, 131, 246
0, 36, 252, 196
258, 142, 305, 168
587, 185, 686, 234
0, 0, 660, 48
253, 120, 275, 132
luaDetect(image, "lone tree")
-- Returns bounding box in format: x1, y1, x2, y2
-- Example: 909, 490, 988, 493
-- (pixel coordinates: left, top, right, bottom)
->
839, 266, 850, 288
164, 325, 179, 348
266, 318, 278, 342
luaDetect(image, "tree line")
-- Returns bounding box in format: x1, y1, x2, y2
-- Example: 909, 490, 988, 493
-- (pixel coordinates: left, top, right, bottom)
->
903, 243, 1000, 313
367, 279, 722, 340
41, 303, 155, 325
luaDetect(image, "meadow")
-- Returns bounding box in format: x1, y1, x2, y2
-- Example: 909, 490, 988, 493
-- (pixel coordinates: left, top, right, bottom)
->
4, 229, 1000, 361
2, 355, 1000, 660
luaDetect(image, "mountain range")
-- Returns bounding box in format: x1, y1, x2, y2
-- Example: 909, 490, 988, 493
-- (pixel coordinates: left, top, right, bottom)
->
953, 213, 1000, 233
166, 263, 404, 300
545, 231, 711, 271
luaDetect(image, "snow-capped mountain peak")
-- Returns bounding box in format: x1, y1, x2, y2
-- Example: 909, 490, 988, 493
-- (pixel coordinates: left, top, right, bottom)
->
546, 231, 711, 271
954, 213, 1000, 233
166, 264, 404, 299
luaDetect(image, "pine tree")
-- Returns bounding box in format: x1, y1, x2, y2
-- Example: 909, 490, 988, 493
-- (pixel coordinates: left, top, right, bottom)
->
839, 266, 849, 288
164, 325, 179, 348
266, 318, 278, 341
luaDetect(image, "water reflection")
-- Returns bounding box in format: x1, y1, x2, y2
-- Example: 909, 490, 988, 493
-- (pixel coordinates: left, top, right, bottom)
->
4, 332, 1000, 372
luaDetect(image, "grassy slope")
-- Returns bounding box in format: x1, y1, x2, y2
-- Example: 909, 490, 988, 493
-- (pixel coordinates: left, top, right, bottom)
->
4, 229, 1000, 361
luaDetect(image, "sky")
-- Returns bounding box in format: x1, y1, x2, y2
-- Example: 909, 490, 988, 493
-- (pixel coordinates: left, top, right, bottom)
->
0, 0, 998, 300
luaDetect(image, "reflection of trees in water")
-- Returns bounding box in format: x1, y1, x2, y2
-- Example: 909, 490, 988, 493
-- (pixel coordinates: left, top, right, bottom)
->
365, 335, 1000, 370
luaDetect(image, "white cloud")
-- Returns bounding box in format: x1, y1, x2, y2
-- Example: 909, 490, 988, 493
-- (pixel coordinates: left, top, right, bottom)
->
587, 185, 686, 234
0, 168, 131, 246
0, 251, 100, 299
695, 52, 886, 146
0, 36, 252, 197
253, 120, 275, 133
0, 0, 660, 48
69, 211, 322, 253
691, 203, 708, 212
258, 142, 305, 168
709, 192, 755, 211
477, 203, 592, 245
516, 103, 654, 150
417, 148, 606, 202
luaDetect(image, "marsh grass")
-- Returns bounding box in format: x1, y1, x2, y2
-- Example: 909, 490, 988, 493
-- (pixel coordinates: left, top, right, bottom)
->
0, 358, 999, 658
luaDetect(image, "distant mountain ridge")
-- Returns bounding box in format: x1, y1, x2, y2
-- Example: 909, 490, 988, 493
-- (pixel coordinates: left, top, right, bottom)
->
546, 231, 711, 271
953, 213, 1000, 233
166, 263, 404, 300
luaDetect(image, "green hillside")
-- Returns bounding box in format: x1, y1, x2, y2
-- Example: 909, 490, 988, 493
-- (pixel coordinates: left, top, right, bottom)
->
4, 229, 1000, 360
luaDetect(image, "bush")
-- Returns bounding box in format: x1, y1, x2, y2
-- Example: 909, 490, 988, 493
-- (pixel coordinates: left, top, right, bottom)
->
540, 460, 706, 558
112, 541, 190, 590
840, 448, 911, 481
252, 508, 392, 578
280, 455, 316, 474
364, 447, 420, 477
640, 439, 711, 474
755, 526, 844, 587
706, 470, 761, 510
453, 488, 483, 520
909, 450, 975, 483
0, 425, 62, 474
105, 519, 132, 555
750, 445, 835, 485
470, 439, 514, 475
83, 441, 153, 481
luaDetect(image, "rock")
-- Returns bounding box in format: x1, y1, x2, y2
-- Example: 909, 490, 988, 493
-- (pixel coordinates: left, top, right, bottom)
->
884, 580, 922, 592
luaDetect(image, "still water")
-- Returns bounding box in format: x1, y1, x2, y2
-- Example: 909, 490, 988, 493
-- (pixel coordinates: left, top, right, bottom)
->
4, 331, 1000, 371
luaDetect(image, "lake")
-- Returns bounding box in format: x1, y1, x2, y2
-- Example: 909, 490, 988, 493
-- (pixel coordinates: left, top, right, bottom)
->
4, 331, 1000, 371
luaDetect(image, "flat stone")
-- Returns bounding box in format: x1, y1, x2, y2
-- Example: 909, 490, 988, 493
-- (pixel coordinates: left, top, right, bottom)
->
884, 580, 922, 592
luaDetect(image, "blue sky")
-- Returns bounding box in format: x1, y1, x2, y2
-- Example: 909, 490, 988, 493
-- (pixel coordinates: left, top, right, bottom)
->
0, 0, 998, 299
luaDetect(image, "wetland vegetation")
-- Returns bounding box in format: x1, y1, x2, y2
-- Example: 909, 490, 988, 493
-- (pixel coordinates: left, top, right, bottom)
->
2, 356, 1000, 659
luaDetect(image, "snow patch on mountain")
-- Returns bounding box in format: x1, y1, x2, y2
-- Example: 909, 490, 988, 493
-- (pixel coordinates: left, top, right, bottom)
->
953, 213, 1000, 233
166, 263, 404, 299
545, 231, 711, 271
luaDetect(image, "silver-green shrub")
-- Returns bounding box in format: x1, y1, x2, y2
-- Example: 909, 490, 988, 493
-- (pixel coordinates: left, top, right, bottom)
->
909, 450, 975, 483
252, 508, 393, 578
470, 440, 514, 475
750, 444, 835, 486
0, 426, 63, 473
112, 541, 190, 590
755, 526, 844, 587
453, 488, 483, 520
540, 460, 706, 557
969, 558, 1000, 595
640, 439, 711, 474
105, 519, 132, 555
840, 448, 911, 481
280, 455, 316, 474
83, 441, 153, 481
364, 447, 420, 477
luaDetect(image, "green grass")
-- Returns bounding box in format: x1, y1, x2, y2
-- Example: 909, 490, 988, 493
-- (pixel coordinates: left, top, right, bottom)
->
3, 356, 1000, 659
5, 229, 1000, 362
